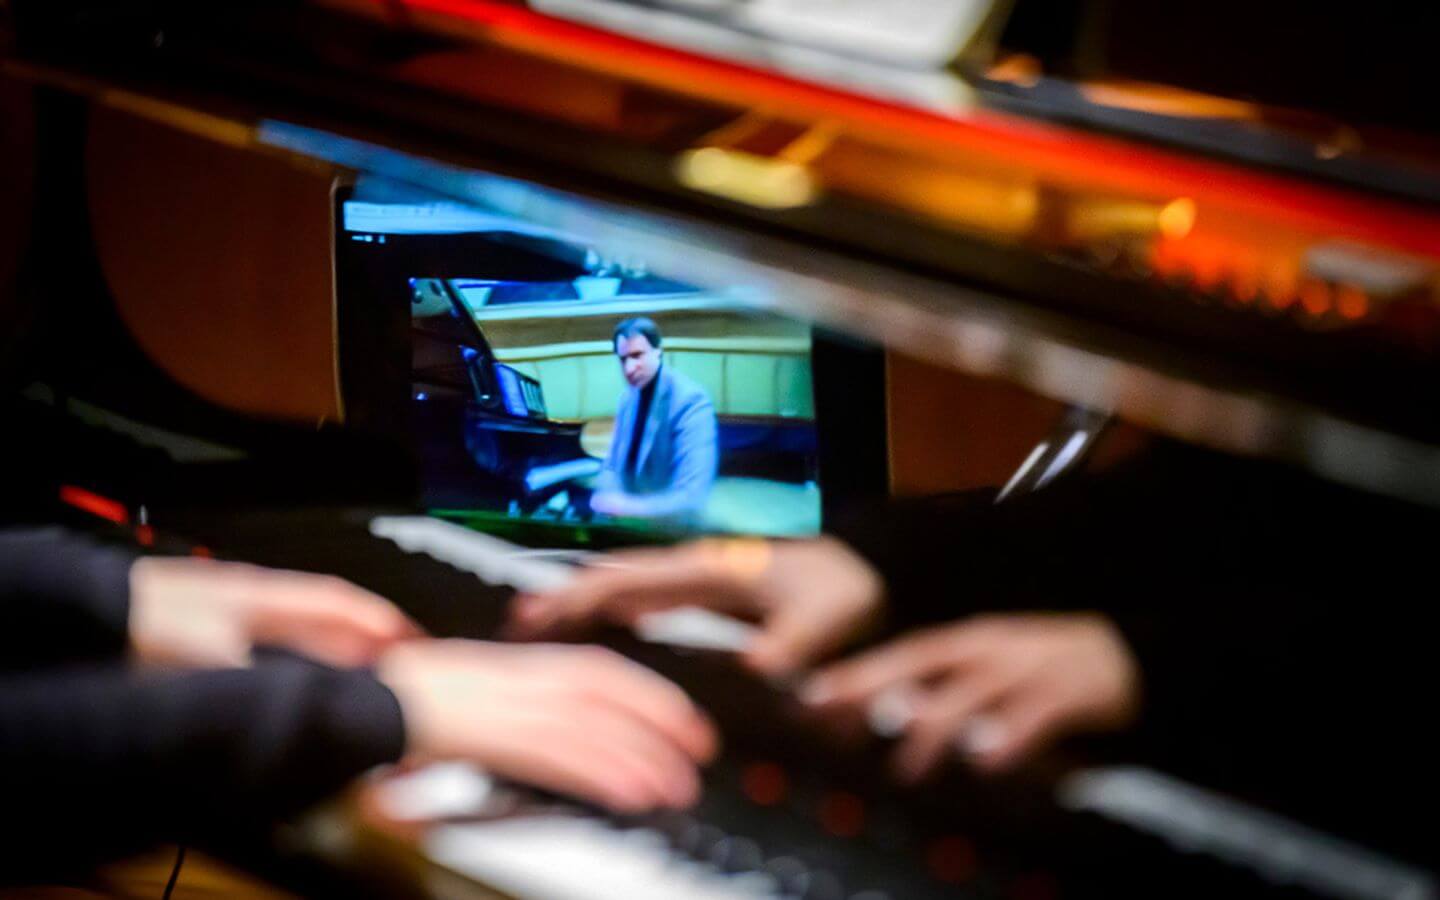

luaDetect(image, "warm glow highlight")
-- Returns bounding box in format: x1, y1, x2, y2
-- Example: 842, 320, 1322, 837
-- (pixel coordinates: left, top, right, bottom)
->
1158, 198, 1198, 240
986, 54, 1042, 88
676, 147, 818, 210
1300, 281, 1333, 317
1230, 271, 1260, 305
740, 762, 788, 807
1336, 285, 1370, 320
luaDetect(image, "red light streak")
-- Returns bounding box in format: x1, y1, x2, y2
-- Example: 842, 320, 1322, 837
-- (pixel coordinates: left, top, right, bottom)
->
59, 486, 128, 525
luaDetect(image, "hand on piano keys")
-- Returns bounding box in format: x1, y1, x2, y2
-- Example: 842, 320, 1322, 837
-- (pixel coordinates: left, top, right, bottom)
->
128, 555, 424, 668
805, 614, 1140, 778
509, 536, 884, 677
376, 640, 718, 813
510, 534, 1140, 779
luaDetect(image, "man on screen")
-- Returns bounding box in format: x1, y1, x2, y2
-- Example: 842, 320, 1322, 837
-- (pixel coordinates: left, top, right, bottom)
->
592, 317, 717, 522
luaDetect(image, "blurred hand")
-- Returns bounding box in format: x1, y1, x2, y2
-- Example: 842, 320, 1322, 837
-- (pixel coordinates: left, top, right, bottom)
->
510, 536, 884, 676
590, 491, 638, 517
804, 613, 1139, 779
128, 557, 422, 668
377, 640, 717, 813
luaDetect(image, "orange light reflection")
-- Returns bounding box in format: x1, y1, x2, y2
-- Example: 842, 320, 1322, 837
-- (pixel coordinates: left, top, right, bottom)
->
816, 792, 865, 838
740, 762, 788, 807
1300, 281, 1333, 317
1336, 285, 1370, 320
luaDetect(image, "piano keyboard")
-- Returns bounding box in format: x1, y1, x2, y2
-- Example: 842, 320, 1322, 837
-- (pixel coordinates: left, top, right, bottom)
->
371, 515, 762, 653
165, 507, 1434, 899
167, 508, 762, 653
374, 762, 963, 900
369, 515, 575, 595
370, 760, 1439, 900
428, 817, 789, 900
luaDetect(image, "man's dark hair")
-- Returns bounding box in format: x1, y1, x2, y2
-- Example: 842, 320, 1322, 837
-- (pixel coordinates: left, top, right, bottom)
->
612, 317, 662, 352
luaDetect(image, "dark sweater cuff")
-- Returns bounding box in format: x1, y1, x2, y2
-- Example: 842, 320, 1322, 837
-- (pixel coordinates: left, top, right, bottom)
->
323, 669, 409, 773
0, 526, 138, 661
1103, 605, 1257, 781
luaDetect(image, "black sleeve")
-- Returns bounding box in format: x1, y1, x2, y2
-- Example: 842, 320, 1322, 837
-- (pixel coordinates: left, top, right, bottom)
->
0, 657, 407, 879
827, 440, 1331, 632
825, 469, 1170, 635
0, 526, 137, 669
1104, 578, 1436, 868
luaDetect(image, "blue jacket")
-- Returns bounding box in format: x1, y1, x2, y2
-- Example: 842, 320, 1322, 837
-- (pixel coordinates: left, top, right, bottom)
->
599, 366, 718, 520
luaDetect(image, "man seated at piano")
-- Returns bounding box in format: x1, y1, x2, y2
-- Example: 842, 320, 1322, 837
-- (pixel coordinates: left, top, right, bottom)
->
0, 526, 716, 880
590, 317, 718, 523
513, 438, 1434, 851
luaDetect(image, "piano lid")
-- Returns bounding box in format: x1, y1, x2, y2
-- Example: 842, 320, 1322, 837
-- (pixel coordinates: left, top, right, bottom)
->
6, 1, 1440, 503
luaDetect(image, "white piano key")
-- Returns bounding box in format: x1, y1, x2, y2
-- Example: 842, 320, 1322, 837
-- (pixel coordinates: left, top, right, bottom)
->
372, 516, 764, 653
1059, 767, 1438, 900
374, 762, 498, 822
634, 606, 759, 653
427, 815, 786, 900
370, 515, 575, 593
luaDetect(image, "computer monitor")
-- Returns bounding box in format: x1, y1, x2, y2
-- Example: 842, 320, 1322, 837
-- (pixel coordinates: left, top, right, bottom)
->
335, 181, 886, 544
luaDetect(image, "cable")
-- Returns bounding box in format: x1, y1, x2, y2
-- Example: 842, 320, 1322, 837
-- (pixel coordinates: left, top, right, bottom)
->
161, 844, 186, 900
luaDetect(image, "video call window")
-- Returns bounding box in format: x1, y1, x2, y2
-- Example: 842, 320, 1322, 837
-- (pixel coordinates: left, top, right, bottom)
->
343, 195, 822, 539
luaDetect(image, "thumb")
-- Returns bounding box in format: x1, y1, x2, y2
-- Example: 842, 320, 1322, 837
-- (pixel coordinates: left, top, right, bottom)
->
742, 606, 828, 676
